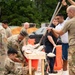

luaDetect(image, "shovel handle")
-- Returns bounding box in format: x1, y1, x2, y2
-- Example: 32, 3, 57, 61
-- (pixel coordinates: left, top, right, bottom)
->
59, 0, 62, 2
52, 47, 55, 53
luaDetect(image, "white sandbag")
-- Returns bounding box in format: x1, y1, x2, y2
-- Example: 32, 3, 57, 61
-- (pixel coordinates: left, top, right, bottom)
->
22, 44, 33, 51
25, 50, 33, 54
22, 45, 33, 54
36, 45, 45, 51
47, 53, 56, 57
33, 43, 40, 49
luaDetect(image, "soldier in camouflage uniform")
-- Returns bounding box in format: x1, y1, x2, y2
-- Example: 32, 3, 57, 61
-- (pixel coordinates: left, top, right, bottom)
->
7, 31, 35, 75
4, 48, 29, 75
0, 26, 8, 74
2, 20, 12, 38
7, 31, 28, 61
68, 46, 75, 75
21, 22, 29, 45
49, 5, 75, 75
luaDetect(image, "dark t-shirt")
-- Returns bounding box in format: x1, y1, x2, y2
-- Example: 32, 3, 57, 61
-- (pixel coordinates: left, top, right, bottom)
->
45, 24, 57, 53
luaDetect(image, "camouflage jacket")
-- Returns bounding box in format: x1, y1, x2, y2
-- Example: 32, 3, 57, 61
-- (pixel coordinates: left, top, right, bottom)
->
7, 35, 24, 60
0, 26, 8, 55
4, 57, 29, 75
5, 27, 12, 38
21, 27, 29, 45
4, 57, 21, 75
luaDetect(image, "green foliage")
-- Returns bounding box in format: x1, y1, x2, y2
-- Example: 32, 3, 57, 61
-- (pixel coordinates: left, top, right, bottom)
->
0, 0, 66, 27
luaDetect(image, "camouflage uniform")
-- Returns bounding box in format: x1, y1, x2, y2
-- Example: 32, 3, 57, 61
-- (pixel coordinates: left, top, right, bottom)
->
5, 27, 12, 38
4, 56, 35, 75
4, 57, 18, 75
68, 46, 75, 75
0, 26, 8, 74
4, 57, 29, 75
7, 35, 24, 61
21, 27, 29, 45
7, 35, 36, 75
62, 17, 75, 75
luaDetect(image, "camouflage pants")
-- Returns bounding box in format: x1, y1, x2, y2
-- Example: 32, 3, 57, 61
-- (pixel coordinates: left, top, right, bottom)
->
15, 63, 35, 75
68, 46, 75, 75
0, 54, 7, 75
19, 67, 35, 75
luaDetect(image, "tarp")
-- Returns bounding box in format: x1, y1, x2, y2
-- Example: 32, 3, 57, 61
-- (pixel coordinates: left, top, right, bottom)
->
11, 27, 38, 35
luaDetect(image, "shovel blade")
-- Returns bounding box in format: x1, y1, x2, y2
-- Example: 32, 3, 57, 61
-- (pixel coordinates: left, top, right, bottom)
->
47, 53, 56, 57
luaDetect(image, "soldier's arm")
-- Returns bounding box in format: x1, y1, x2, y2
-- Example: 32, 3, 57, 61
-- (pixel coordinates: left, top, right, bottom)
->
68, 0, 75, 5
4, 61, 17, 74
47, 35, 56, 47
7, 30, 12, 38
1, 28, 8, 51
52, 28, 64, 35
23, 36, 29, 45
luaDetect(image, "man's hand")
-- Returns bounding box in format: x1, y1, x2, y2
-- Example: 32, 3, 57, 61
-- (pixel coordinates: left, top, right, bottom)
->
13, 58, 22, 63
68, 0, 75, 5
62, 0, 67, 6
47, 27, 53, 30
47, 27, 53, 33
68, 0, 73, 2
54, 44, 56, 48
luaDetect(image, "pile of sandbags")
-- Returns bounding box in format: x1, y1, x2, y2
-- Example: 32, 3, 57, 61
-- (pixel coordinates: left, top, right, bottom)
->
22, 44, 45, 54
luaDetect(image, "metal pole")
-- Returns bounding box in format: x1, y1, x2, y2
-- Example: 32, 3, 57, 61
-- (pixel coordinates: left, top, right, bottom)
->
48, 2, 61, 27
55, 4, 63, 16
39, 0, 62, 45
48, 0, 62, 27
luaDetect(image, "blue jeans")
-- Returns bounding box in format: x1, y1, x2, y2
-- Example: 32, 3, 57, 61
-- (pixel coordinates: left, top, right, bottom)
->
62, 43, 69, 60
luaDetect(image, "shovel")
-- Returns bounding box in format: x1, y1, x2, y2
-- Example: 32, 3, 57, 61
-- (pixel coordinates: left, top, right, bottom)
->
39, 0, 63, 45
47, 47, 56, 57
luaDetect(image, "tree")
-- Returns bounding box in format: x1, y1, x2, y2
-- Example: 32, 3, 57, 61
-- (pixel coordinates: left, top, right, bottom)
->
0, 0, 66, 27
